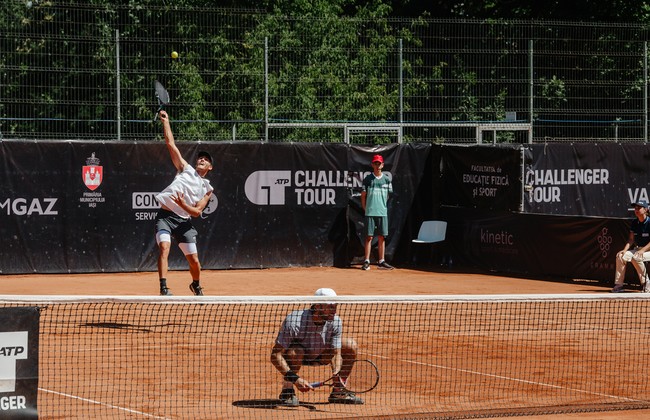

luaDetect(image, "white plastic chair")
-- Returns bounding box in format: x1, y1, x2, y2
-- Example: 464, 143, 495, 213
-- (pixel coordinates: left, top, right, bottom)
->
412, 220, 447, 244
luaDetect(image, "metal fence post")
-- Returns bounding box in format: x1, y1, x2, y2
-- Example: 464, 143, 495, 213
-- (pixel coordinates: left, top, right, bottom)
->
265, 37, 269, 142
528, 39, 534, 144
399, 38, 403, 130
643, 41, 648, 143
116, 29, 121, 141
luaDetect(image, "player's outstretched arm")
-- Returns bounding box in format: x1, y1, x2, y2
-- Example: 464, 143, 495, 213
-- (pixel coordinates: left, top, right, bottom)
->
159, 110, 188, 172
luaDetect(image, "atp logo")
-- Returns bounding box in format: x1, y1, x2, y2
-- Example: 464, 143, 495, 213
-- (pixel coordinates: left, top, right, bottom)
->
245, 171, 292, 205
0, 331, 28, 393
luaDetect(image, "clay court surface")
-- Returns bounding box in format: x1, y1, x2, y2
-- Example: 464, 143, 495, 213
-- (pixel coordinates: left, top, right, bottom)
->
0, 266, 621, 296
1, 266, 649, 419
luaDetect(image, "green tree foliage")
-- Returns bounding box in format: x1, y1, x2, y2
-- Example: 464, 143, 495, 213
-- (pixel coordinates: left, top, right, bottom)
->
246, 0, 428, 141
1, 0, 648, 142
398, 0, 650, 23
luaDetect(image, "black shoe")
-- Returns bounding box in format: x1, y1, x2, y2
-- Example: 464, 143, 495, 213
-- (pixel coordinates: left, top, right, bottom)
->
362, 261, 370, 271
160, 287, 173, 296
378, 261, 395, 270
189, 283, 204, 296
278, 389, 299, 407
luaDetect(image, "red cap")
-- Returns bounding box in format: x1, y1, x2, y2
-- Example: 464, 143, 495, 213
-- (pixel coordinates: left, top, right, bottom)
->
371, 154, 384, 163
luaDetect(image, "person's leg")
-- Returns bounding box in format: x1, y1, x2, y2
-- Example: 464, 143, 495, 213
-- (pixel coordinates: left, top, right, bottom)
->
362, 236, 373, 270
328, 338, 364, 404
279, 345, 305, 405
377, 235, 385, 262
182, 249, 203, 295
156, 231, 173, 295
613, 251, 630, 292
157, 241, 171, 280
642, 252, 650, 292
631, 251, 650, 290
376, 217, 394, 269
338, 338, 358, 380
364, 236, 373, 261
178, 223, 203, 295
363, 217, 375, 270
184, 253, 200, 281
282, 346, 305, 379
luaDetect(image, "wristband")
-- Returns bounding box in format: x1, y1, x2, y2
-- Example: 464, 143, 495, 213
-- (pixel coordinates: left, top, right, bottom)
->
284, 370, 299, 383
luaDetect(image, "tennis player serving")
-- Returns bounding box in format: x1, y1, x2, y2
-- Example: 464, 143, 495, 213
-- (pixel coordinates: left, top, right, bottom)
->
271, 288, 364, 406
154, 110, 213, 296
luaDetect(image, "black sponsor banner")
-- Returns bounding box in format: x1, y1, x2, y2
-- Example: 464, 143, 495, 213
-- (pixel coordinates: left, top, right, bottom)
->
0, 307, 39, 419
0, 141, 429, 273
5, 139, 641, 282
441, 146, 521, 211
440, 207, 628, 282
524, 143, 650, 217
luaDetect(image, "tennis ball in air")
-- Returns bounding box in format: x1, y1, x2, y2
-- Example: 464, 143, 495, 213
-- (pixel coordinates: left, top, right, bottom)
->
171, 51, 179, 59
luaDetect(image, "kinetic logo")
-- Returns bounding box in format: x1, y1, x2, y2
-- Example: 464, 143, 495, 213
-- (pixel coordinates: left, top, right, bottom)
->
480, 228, 514, 246
244, 171, 292, 205
0, 331, 28, 393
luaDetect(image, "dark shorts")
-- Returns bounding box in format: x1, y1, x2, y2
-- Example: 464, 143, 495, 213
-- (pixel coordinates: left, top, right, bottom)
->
365, 216, 388, 237
155, 209, 197, 244
288, 341, 334, 366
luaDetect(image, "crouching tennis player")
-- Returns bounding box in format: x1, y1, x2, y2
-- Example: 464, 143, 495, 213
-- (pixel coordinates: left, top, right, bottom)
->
270, 288, 364, 406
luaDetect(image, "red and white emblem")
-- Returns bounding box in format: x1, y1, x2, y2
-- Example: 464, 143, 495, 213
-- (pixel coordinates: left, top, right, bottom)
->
82, 153, 103, 191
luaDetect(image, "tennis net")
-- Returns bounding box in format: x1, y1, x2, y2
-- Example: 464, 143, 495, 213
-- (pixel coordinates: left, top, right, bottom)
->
1, 294, 649, 419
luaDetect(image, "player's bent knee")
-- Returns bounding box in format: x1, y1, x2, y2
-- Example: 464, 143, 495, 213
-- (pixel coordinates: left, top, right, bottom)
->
342, 337, 359, 357
342, 337, 358, 349
284, 346, 305, 368
286, 344, 305, 357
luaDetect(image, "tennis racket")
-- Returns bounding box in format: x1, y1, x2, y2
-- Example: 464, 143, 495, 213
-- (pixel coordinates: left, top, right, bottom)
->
310, 359, 379, 394
152, 80, 170, 121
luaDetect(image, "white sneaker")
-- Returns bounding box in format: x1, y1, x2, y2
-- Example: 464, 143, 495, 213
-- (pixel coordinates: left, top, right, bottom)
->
643, 283, 650, 293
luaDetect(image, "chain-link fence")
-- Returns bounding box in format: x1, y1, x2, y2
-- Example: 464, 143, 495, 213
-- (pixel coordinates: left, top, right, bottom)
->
1, 2, 647, 143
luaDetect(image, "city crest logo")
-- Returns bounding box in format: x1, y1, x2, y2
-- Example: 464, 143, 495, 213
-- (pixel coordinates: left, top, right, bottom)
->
82, 153, 103, 191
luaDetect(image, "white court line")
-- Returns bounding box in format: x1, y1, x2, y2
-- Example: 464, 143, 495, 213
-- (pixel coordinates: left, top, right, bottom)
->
39, 387, 173, 420
366, 353, 646, 403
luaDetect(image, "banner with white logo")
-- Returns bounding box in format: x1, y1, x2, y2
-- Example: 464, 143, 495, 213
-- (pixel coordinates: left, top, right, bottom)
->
0, 307, 39, 419
524, 143, 648, 217
3, 139, 649, 281
441, 146, 522, 211
0, 140, 429, 272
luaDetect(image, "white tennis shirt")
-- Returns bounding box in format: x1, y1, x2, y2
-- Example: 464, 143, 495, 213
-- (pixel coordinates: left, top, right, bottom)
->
156, 164, 213, 219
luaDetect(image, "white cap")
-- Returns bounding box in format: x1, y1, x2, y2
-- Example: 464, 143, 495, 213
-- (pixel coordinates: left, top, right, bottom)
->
314, 288, 337, 297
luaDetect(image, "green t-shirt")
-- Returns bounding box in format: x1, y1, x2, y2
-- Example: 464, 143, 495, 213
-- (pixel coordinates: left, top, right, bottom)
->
362, 173, 392, 216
